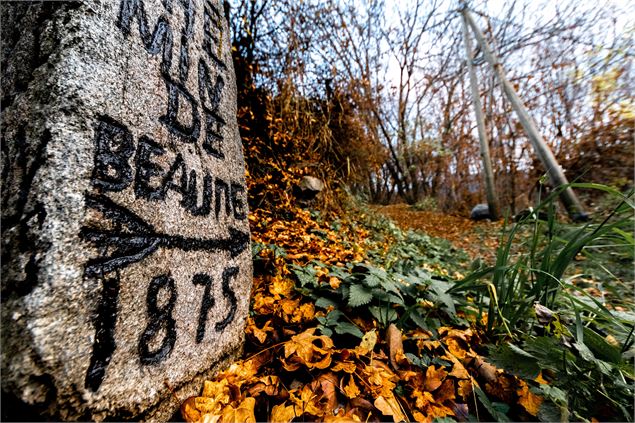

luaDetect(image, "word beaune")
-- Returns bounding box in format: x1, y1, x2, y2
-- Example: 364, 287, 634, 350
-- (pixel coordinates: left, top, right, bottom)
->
92, 115, 246, 221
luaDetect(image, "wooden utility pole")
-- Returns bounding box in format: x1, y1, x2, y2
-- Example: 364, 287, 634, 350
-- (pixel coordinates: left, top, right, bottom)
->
461, 7, 588, 221
461, 13, 499, 219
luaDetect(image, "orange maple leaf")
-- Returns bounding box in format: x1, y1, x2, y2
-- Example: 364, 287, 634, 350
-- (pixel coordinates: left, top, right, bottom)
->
282, 328, 334, 370
425, 365, 448, 391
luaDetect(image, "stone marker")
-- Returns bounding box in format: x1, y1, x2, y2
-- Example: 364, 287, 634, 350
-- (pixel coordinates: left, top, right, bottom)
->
1, 1, 252, 420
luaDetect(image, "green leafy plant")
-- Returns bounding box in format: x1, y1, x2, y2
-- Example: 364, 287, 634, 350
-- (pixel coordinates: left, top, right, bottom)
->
450, 184, 634, 336
364, 215, 469, 275
291, 255, 462, 338
288, 203, 473, 335
411, 197, 438, 212
450, 183, 635, 420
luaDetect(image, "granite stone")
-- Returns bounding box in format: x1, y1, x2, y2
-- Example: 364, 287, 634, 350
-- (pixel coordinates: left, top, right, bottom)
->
1, 1, 252, 420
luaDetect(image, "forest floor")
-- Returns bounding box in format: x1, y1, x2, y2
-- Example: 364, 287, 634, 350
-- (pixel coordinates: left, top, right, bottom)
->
181, 176, 633, 422
372, 205, 501, 262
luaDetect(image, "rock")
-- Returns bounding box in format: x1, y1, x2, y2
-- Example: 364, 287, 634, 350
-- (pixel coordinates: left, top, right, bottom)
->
300, 176, 325, 193
572, 211, 590, 222
295, 176, 324, 200
1, 1, 252, 420
470, 203, 491, 221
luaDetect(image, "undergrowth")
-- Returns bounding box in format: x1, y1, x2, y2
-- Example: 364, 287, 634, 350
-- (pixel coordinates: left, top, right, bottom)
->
450, 183, 635, 421
183, 184, 634, 422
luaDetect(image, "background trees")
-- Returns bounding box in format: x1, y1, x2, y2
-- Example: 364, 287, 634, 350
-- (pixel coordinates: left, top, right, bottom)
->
228, 0, 634, 215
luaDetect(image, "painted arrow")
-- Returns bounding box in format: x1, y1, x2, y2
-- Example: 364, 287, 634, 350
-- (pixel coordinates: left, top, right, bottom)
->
80, 193, 250, 277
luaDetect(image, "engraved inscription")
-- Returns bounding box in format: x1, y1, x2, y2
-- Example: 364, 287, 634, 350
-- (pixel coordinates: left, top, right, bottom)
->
92, 117, 135, 192
81, 192, 249, 277
118, 0, 228, 150
84, 274, 120, 391
159, 76, 201, 142
1, 127, 51, 298
117, 0, 174, 76
91, 117, 247, 220
193, 273, 214, 343
216, 266, 238, 332
202, 0, 226, 69
83, 0, 247, 393
139, 274, 177, 365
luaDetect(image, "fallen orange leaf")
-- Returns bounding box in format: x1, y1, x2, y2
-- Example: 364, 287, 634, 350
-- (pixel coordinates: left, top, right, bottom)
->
417, 339, 441, 351
425, 402, 455, 421
269, 275, 294, 297
181, 397, 201, 422
434, 379, 456, 403
386, 324, 404, 370
309, 372, 339, 414
220, 397, 256, 423
439, 327, 473, 342
534, 371, 549, 385
324, 409, 362, 422
247, 375, 280, 397
283, 328, 333, 370
280, 298, 300, 322
342, 375, 361, 399
331, 360, 356, 373
329, 276, 341, 289
445, 337, 467, 359
355, 329, 377, 355
291, 302, 315, 323
412, 410, 427, 423
364, 361, 398, 397
201, 414, 221, 423
425, 365, 448, 391
444, 354, 470, 380
246, 317, 274, 344
517, 381, 543, 416
413, 389, 434, 410
194, 396, 225, 416
457, 379, 474, 400
270, 402, 297, 423
289, 385, 323, 417
374, 394, 406, 423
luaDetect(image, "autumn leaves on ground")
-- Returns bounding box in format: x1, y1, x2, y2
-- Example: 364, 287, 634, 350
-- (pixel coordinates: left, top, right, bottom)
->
373, 205, 501, 263
177, 111, 633, 422
182, 184, 539, 423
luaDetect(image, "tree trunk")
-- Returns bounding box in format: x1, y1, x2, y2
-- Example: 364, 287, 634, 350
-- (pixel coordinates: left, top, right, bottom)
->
461, 13, 500, 219
462, 7, 587, 221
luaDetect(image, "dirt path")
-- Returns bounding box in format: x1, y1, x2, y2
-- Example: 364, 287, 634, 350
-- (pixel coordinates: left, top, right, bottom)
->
373, 204, 502, 262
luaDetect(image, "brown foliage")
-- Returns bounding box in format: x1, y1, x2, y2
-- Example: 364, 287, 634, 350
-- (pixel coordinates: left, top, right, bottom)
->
182, 152, 547, 422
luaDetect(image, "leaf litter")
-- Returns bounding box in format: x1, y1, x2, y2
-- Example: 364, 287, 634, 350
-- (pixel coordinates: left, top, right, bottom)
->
180, 197, 550, 422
